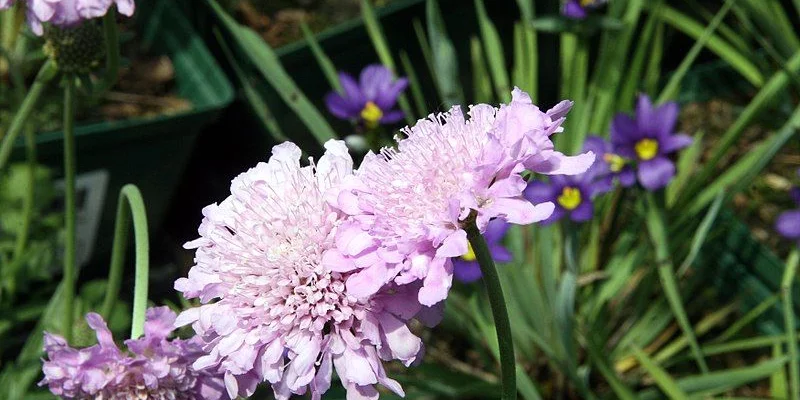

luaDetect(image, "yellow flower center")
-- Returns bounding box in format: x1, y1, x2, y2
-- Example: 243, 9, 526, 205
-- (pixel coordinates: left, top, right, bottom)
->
603, 153, 626, 172
580, 0, 598, 6
557, 187, 582, 210
462, 242, 477, 262
635, 139, 659, 161
360, 101, 383, 129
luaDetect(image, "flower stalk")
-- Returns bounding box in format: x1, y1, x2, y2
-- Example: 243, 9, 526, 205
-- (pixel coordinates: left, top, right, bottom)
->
0, 59, 57, 171
465, 219, 516, 400
62, 75, 77, 344
644, 192, 709, 373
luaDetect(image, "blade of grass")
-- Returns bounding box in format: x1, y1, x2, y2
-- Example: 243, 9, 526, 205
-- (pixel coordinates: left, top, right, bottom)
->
712, 294, 780, 343
360, 0, 415, 124
214, 29, 287, 142
585, 336, 637, 400
207, 0, 336, 145
474, 0, 510, 102
771, 344, 789, 399
646, 193, 709, 373
667, 131, 704, 207
426, 0, 463, 107
630, 344, 690, 400
657, 0, 736, 103
618, 6, 659, 112
300, 22, 341, 92
643, 18, 664, 97
680, 103, 800, 221
781, 249, 799, 400
399, 50, 427, 118
471, 36, 493, 104
653, 4, 764, 87
676, 190, 724, 276
516, 366, 543, 400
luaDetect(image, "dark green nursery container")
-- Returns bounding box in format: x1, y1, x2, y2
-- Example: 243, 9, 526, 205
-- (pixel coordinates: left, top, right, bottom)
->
11, 0, 234, 268
194, 0, 519, 155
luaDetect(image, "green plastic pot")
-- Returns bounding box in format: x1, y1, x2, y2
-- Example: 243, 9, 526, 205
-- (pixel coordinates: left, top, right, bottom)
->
10, 0, 234, 269
193, 0, 519, 154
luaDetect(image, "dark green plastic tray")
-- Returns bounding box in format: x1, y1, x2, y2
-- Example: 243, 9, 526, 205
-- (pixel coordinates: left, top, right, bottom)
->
701, 211, 799, 335
11, 0, 234, 268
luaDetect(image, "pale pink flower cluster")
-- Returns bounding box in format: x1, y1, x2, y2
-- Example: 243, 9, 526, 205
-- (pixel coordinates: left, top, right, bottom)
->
328, 88, 594, 306
177, 88, 593, 399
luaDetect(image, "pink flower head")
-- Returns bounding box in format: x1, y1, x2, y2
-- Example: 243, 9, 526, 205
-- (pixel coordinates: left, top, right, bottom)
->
328, 88, 595, 306
175, 140, 428, 400
0, 0, 134, 36
40, 307, 228, 399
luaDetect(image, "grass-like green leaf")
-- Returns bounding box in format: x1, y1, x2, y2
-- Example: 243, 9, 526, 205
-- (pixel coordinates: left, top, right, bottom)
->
399, 50, 428, 118
300, 22, 341, 93
676, 190, 724, 276
474, 0, 510, 102
360, 0, 415, 124
426, 0, 463, 107
214, 28, 287, 142
207, 0, 336, 146
656, 0, 736, 103
472, 36, 493, 104
638, 358, 787, 399
630, 344, 690, 400
653, 4, 764, 87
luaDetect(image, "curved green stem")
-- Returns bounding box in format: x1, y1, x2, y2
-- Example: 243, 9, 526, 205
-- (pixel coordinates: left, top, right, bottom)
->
644, 192, 709, 374
782, 249, 799, 400
62, 76, 77, 343
0, 60, 57, 171
100, 185, 149, 339
465, 220, 516, 400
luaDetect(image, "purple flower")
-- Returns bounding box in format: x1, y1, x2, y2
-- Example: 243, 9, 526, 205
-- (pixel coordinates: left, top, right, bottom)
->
176, 140, 430, 399
776, 170, 800, 245
523, 139, 613, 224
328, 88, 594, 306
563, 0, 588, 19
583, 135, 636, 188
453, 219, 512, 283
562, 0, 607, 19
325, 64, 408, 128
610, 95, 693, 191
0, 0, 134, 35
40, 307, 228, 400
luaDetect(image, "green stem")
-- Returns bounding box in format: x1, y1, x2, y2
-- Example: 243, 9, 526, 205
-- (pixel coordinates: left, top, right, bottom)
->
62, 76, 77, 344
465, 220, 516, 400
0, 60, 57, 171
644, 192, 709, 374
98, 7, 120, 94
782, 249, 799, 400
11, 125, 35, 261
100, 185, 150, 340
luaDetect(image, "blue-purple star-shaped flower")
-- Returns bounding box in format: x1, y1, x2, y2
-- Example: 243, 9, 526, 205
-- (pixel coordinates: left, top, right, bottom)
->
610, 95, 693, 191
324, 64, 408, 129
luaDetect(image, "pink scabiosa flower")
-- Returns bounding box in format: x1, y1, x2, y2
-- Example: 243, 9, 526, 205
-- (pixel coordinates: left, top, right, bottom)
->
175, 140, 427, 400
328, 88, 595, 306
0, 0, 134, 35
40, 307, 228, 400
